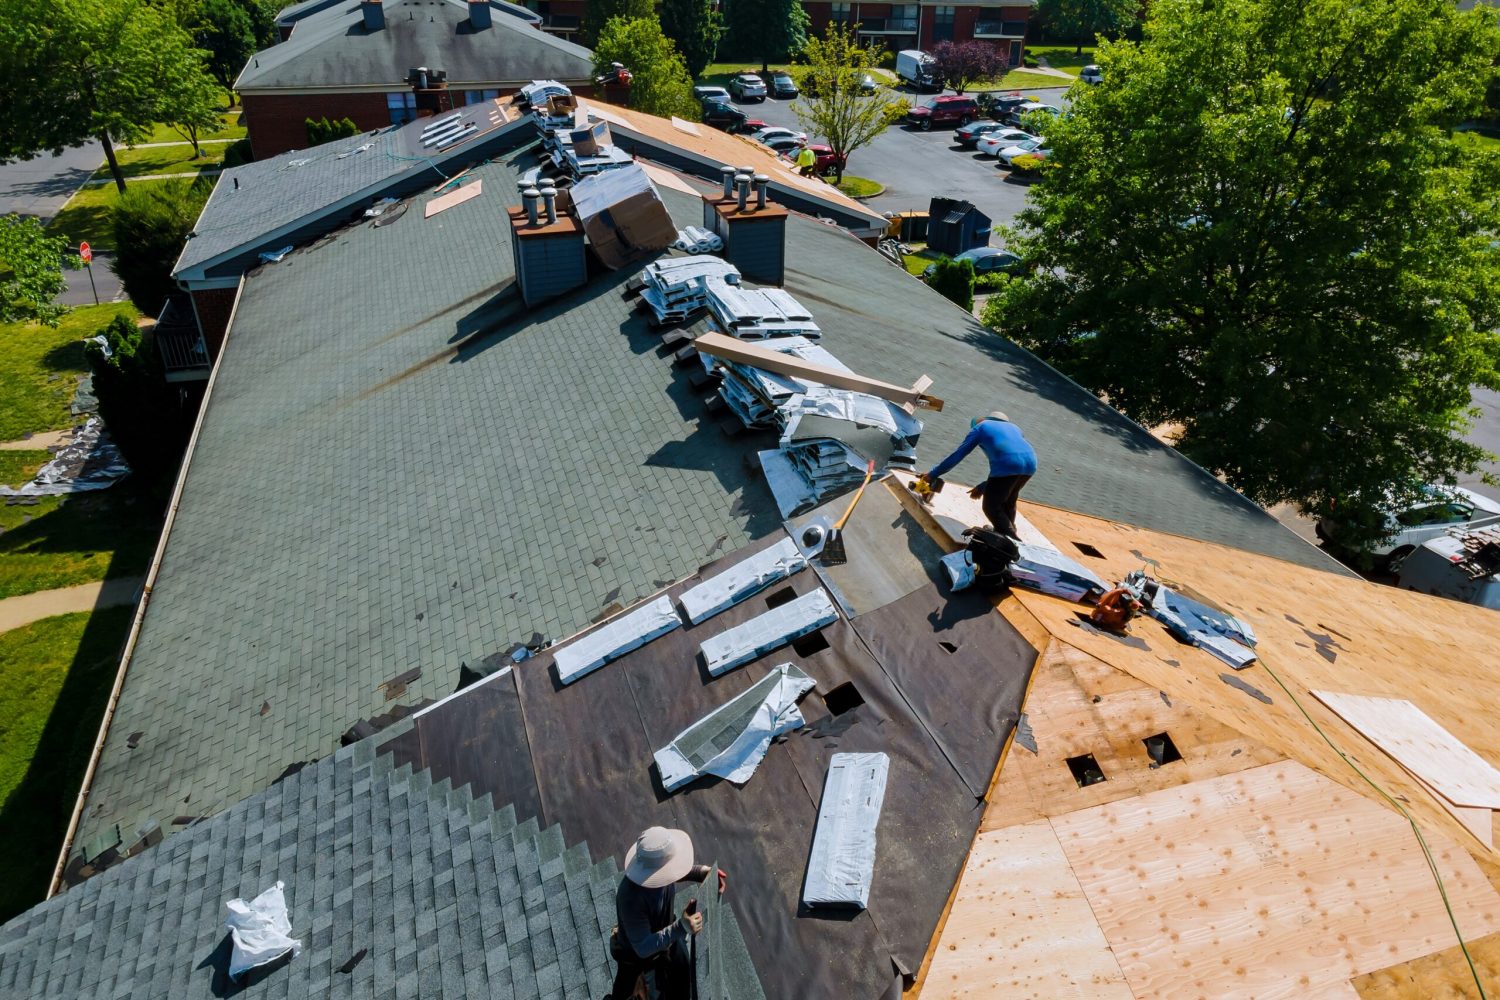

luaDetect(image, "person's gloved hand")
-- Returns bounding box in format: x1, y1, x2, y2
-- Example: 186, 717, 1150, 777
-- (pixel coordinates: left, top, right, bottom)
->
917, 472, 931, 484
681, 910, 704, 935
716, 868, 728, 896
968, 482, 986, 499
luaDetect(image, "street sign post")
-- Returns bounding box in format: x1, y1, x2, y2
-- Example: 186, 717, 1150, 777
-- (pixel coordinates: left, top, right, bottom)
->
78, 242, 98, 306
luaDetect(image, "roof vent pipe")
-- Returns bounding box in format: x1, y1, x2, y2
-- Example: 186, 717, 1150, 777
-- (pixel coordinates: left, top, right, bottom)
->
736, 175, 749, 212
753, 174, 769, 209
468, 0, 491, 29
721, 165, 736, 199
540, 185, 557, 224
522, 187, 540, 226
361, 0, 384, 31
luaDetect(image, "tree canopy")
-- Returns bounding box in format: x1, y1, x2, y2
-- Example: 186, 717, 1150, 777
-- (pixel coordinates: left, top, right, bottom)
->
929, 39, 1006, 95
0, 0, 220, 193
1036, 0, 1138, 52
792, 26, 906, 182
660, 0, 722, 79
593, 16, 700, 120
194, 0, 257, 95
110, 179, 211, 316
724, 0, 808, 74
584, 0, 651, 44
0, 215, 78, 326
988, 0, 1500, 548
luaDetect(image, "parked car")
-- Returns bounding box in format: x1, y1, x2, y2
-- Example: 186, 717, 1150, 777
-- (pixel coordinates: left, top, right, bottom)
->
762, 135, 804, 156
977, 94, 1028, 121
995, 137, 1050, 166
922, 246, 1023, 280
1007, 101, 1062, 127
694, 85, 731, 104
906, 95, 980, 131
1316, 484, 1500, 569
1396, 529, 1500, 609
752, 126, 808, 145
1080, 64, 1104, 85
975, 129, 1037, 157
896, 49, 941, 92
858, 73, 879, 95
701, 100, 750, 132
781, 142, 846, 174
729, 73, 768, 102
770, 71, 799, 98
954, 120, 1004, 147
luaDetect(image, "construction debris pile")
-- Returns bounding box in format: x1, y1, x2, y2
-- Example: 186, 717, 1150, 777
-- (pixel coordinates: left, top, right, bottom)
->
1126, 571, 1259, 668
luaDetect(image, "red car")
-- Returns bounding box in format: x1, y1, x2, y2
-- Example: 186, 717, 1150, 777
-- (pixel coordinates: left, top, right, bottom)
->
780, 143, 847, 175
906, 95, 980, 131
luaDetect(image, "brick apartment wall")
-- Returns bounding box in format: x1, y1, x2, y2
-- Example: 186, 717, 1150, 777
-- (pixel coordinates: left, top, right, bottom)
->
191, 286, 240, 360
241, 91, 390, 159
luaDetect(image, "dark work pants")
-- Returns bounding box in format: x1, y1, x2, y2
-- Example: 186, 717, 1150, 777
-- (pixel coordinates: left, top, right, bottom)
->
611, 936, 692, 1000
982, 474, 1031, 539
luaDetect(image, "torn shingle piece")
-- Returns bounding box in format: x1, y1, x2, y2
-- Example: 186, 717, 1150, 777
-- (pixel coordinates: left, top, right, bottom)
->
699, 589, 838, 677
553, 596, 681, 685
678, 537, 810, 624
802, 752, 889, 909
1007, 543, 1109, 602
654, 663, 816, 792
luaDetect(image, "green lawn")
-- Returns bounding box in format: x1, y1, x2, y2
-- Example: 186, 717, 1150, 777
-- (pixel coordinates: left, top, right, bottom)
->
903, 248, 941, 276
835, 175, 883, 198
0, 606, 135, 922
0, 304, 137, 441
43, 185, 122, 250
973, 70, 1076, 93
1454, 129, 1500, 151
0, 484, 160, 600
1026, 45, 1097, 75
91, 144, 228, 182
0, 451, 50, 489
142, 109, 246, 145
699, 62, 795, 87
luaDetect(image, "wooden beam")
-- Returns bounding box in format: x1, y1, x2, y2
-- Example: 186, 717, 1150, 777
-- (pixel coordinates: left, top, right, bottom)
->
691, 331, 945, 412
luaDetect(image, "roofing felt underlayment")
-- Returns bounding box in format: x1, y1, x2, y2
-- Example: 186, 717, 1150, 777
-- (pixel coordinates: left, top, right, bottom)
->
70, 147, 1348, 882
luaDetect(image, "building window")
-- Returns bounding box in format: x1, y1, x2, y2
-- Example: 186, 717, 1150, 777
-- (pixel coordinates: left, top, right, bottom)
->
464, 88, 501, 105
891, 2, 917, 29
387, 91, 417, 124
932, 4, 954, 41
831, 2, 850, 23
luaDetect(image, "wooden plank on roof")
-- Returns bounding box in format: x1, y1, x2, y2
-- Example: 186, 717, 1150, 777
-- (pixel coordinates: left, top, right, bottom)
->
1311, 690, 1500, 809
425, 178, 483, 218
692, 331, 944, 412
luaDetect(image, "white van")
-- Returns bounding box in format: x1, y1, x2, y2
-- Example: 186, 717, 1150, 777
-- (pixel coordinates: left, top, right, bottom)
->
896, 50, 941, 92
1396, 528, 1500, 611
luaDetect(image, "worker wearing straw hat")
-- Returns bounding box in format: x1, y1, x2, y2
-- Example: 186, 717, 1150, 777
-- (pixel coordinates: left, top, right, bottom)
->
609, 827, 727, 1000
920, 411, 1037, 540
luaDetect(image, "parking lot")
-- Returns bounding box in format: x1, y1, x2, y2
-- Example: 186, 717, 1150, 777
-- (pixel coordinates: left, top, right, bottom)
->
723, 84, 1072, 230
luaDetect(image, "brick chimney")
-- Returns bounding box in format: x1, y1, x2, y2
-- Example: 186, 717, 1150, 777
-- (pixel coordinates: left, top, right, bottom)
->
510, 185, 587, 306
406, 66, 453, 117
361, 0, 384, 30
468, 0, 491, 29
703, 167, 787, 286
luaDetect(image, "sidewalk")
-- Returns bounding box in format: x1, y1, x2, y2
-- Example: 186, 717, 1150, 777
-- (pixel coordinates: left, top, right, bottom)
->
0, 577, 144, 635
82, 168, 223, 186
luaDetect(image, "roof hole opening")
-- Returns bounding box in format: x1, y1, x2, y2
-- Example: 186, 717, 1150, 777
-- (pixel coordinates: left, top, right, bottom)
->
764, 586, 797, 610
938, 640, 959, 654
822, 681, 864, 716
1143, 732, 1182, 767
1066, 753, 1107, 788
791, 629, 830, 657
1073, 541, 1106, 559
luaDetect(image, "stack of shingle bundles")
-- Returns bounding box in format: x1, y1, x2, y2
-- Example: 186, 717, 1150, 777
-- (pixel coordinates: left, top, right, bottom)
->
636, 256, 741, 326
779, 387, 921, 471
781, 439, 872, 506
1132, 574, 1258, 669
671, 226, 723, 253
712, 337, 853, 428
704, 279, 820, 341
1007, 542, 1109, 602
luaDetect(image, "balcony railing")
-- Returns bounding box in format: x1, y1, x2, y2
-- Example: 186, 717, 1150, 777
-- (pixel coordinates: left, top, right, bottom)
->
974, 20, 1026, 36
859, 16, 918, 32
154, 298, 211, 381
543, 13, 579, 29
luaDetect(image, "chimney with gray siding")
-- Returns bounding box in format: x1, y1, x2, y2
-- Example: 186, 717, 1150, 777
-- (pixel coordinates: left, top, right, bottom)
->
703, 167, 788, 286
468, 0, 491, 29
361, 0, 384, 30
510, 186, 587, 306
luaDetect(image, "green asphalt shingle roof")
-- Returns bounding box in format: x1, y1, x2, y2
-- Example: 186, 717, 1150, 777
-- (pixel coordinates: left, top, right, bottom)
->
72, 149, 1349, 866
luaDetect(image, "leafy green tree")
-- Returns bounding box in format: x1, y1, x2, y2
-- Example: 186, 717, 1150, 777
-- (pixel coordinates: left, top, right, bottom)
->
1037, 0, 1138, 53
593, 17, 700, 120
792, 26, 906, 182
724, 0, 808, 73
86, 313, 193, 481
0, 0, 220, 194
991, 0, 1500, 548
928, 256, 975, 312
195, 0, 257, 97
0, 215, 78, 326
660, 0, 722, 79
584, 0, 651, 44
110, 179, 211, 316
305, 116, 362, 145
161, 65, 225, 158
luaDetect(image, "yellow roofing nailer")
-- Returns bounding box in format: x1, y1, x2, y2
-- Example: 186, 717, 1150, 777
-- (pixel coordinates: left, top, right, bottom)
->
820, 460, 876, 566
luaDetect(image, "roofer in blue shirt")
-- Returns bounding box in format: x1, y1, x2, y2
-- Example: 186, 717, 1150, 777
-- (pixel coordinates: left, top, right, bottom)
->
919, 411, 1037, 540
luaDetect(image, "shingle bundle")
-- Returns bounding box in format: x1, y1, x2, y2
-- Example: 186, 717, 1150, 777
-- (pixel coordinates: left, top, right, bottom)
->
705, 281, 820, 341
635, 255, 742, 325
1007, 542, 1109, 602
712, 337, 853, 428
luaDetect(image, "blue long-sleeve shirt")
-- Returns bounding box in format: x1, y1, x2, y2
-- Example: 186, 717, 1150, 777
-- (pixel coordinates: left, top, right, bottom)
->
928, 420, 1037, 480
617, 877, 686, 959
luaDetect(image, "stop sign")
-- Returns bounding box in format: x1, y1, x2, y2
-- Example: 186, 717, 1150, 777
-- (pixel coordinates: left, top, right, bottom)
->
79, 241, 92, 264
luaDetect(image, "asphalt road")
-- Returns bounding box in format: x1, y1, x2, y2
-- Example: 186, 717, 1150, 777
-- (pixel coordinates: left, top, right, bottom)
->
733, 85, 1072, 230
0, 142, 102, 222
1460, 386, 1500, 504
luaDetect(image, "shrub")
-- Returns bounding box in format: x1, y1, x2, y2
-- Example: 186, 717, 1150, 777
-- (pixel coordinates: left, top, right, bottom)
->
975, 270, 1013, 292
110, 179, 211, 316
304, 116, 361, 146
1008, 153, 1052, 180
85, 315, 193, 482
928, 256, 975, 311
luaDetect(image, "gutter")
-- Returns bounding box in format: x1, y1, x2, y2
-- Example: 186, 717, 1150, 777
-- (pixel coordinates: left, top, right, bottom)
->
47, 273, 248, 898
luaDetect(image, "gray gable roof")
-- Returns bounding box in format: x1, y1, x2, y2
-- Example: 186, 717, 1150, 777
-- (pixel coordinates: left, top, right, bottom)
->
71, 150, 1349, 873
173, 102, 536, 278
0, 736, 758, 999
236, 0, 594, 92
